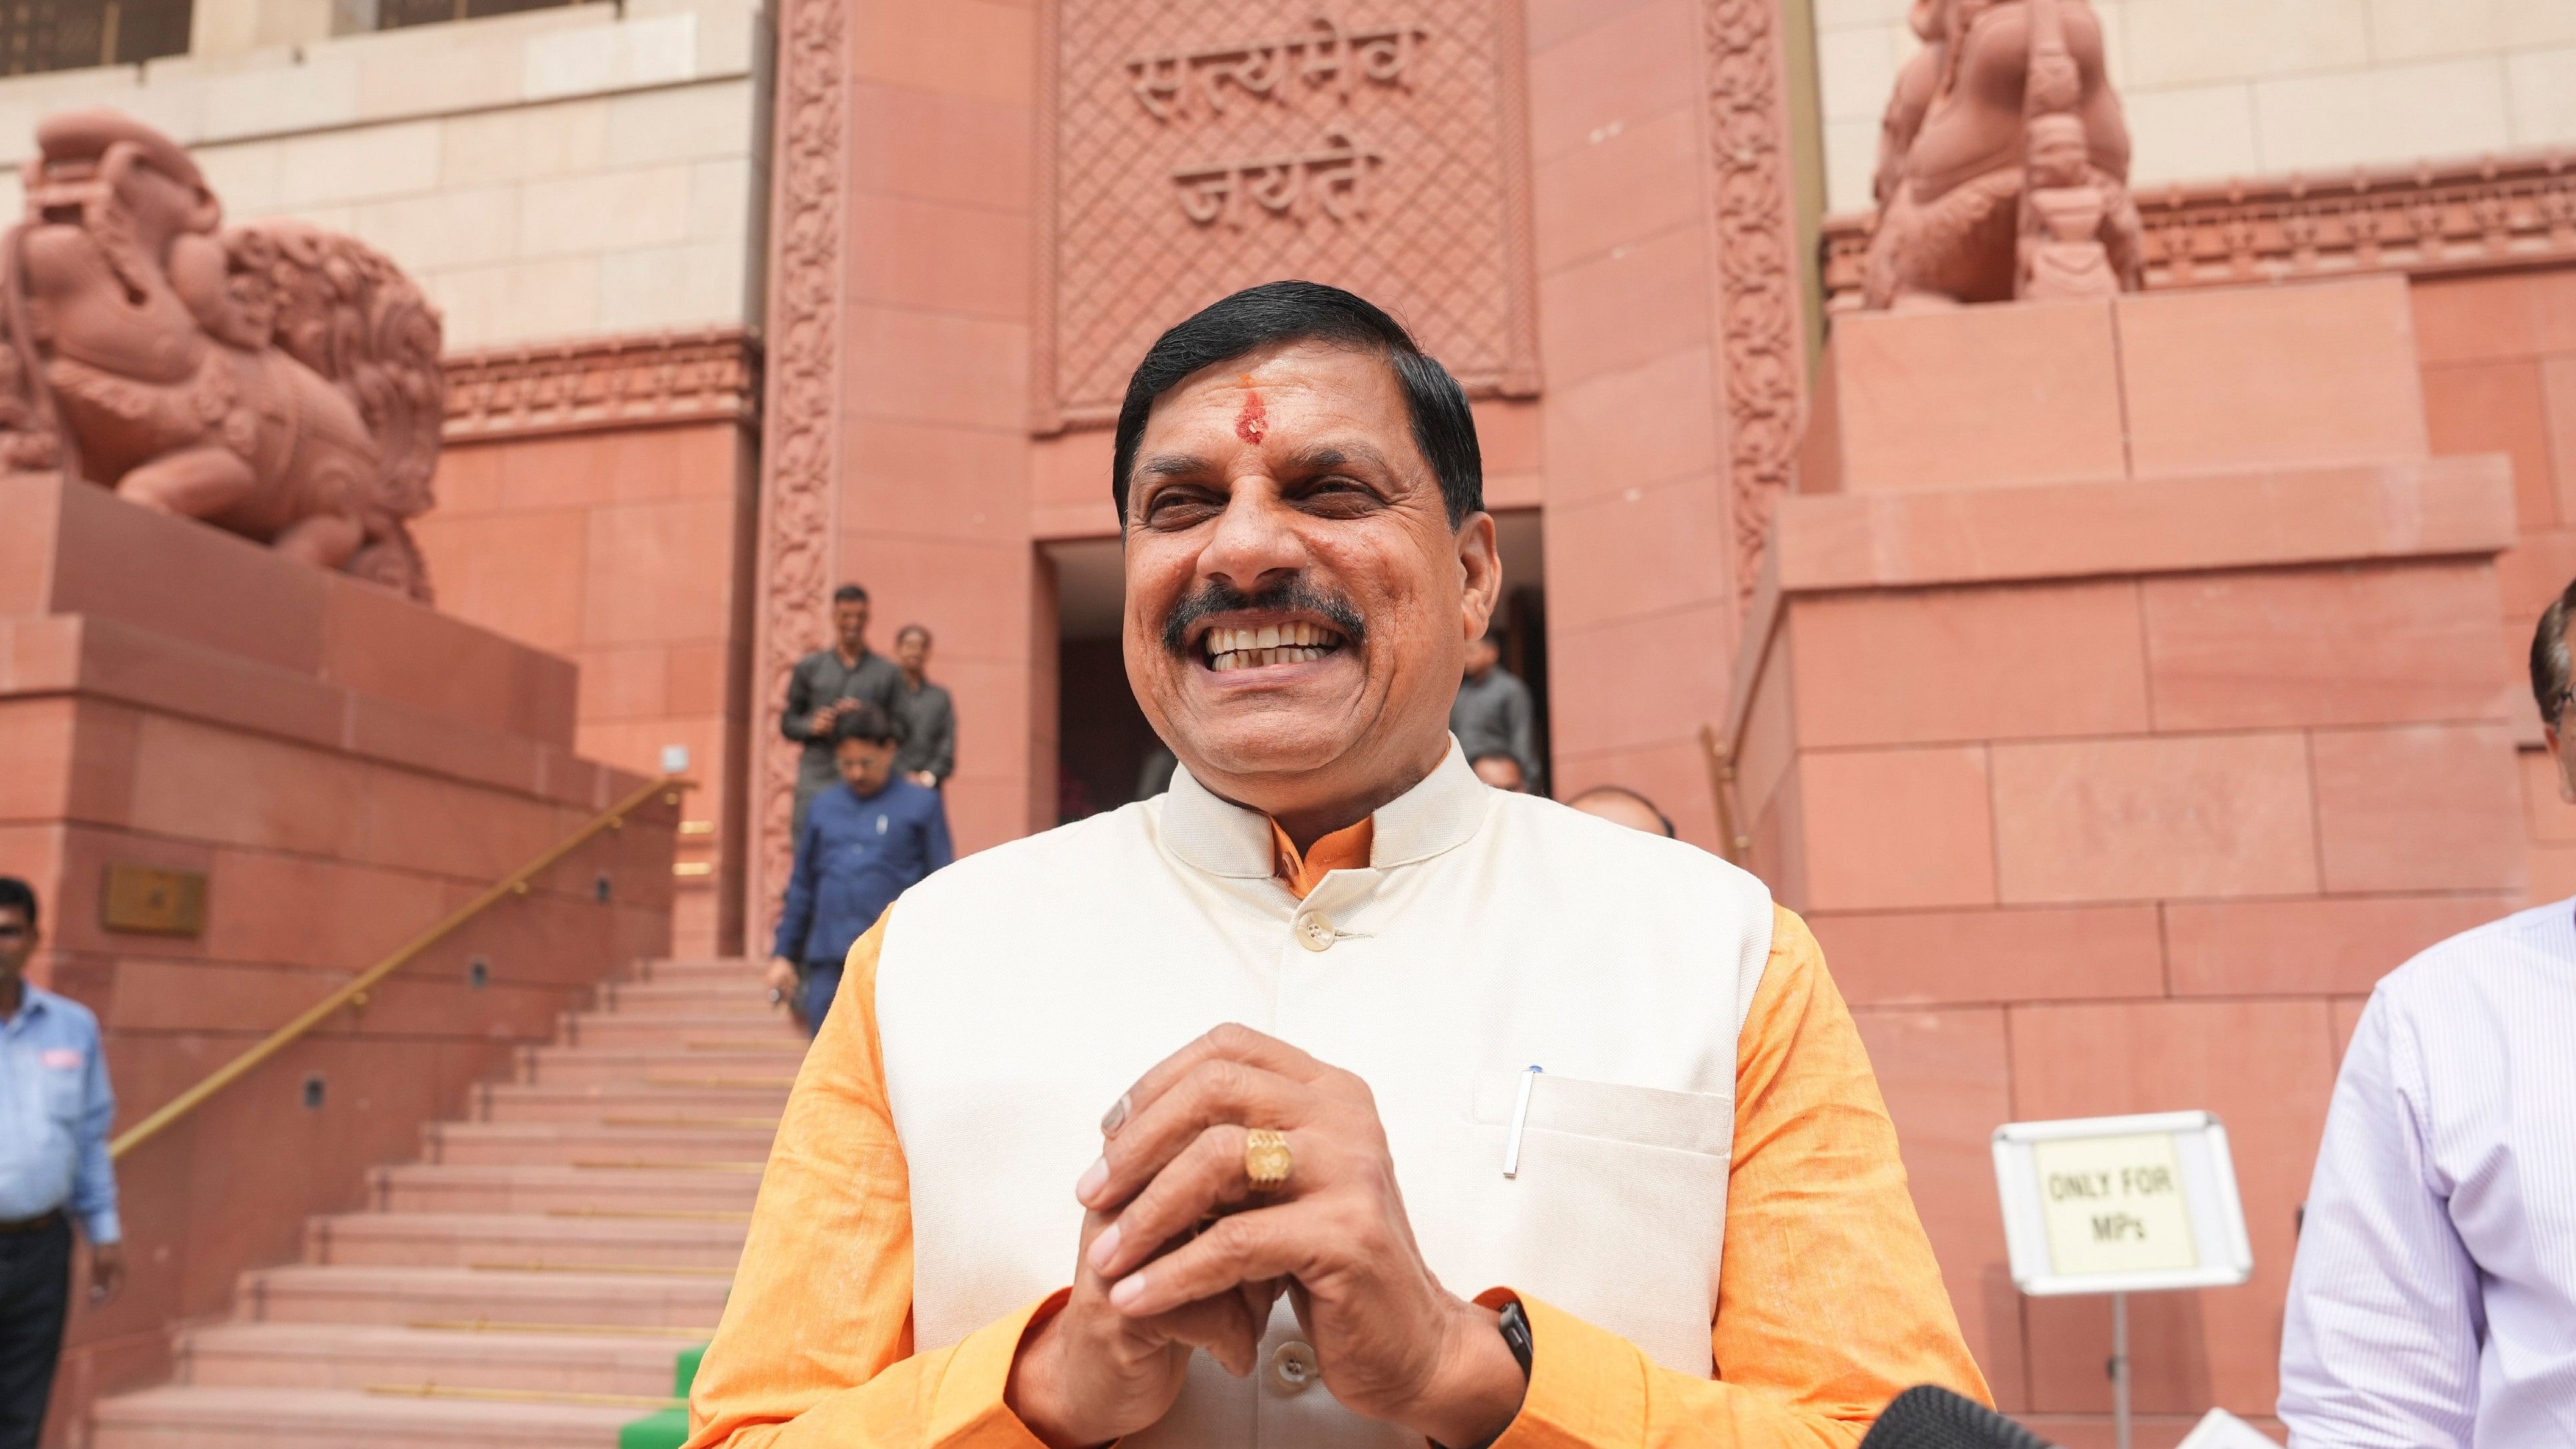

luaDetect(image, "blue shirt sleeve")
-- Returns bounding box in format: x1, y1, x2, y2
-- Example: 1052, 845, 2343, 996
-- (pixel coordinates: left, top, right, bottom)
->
773, 810, 823, 961
72, 1014, 119, 1245
923, 789, 955, 873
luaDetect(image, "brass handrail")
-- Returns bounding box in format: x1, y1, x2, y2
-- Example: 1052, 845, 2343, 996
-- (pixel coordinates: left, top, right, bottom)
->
1698, 725, 1751, 869
110, 774, 693, 1160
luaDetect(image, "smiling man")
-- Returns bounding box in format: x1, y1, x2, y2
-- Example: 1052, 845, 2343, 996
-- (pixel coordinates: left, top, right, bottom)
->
687, 282, 1986, 1449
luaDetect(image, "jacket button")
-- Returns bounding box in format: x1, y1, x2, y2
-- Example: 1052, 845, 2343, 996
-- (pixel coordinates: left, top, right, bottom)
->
1268, 1339, 1319, 1392
1293, 911, 1334, 952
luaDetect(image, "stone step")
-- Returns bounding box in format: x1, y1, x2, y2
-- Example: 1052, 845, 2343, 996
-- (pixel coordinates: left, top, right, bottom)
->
369, 1162, 762, 1215
559, 1011, 803, 1050
304, 1212, 749, 1271
634, 958, 766, 984
519, 1044, 804, 1090
425, 1120, 779, 1167
472, 1081, 793, 1124
241, 1264, 730, 1330
92, 1385, 642, 1449
593, 979, 787, 1017
175, 1322, 693, 1398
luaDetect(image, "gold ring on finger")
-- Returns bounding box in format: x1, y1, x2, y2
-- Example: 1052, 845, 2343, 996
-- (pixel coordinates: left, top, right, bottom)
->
1244, 1128, 1292, 1193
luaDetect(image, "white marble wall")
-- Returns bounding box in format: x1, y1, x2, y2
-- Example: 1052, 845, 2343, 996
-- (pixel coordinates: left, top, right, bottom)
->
0, 0, 769, 350
1815, 0, 2576, 214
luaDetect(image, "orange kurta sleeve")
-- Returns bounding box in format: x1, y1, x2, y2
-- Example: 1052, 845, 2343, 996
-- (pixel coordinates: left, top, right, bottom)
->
685, 913, 1059, 1449
1489, 906, 1988, 1448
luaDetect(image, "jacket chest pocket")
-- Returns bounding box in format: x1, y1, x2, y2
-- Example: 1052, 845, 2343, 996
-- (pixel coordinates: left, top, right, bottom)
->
1450, 1071, 1734, 1374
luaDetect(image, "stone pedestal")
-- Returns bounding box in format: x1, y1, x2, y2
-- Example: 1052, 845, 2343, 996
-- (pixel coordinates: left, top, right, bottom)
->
1738, 277, 2521, 1431
0, 477, 675, 1440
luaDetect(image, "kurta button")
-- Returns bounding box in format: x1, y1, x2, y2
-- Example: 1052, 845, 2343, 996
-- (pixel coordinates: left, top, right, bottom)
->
1293, 911, 1335, 952
1268, 1339, 1319, 1392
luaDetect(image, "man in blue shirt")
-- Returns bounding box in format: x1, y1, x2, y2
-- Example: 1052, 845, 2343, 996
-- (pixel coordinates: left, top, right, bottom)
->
766, 704, 954, 1034
0, 877, 122, 1449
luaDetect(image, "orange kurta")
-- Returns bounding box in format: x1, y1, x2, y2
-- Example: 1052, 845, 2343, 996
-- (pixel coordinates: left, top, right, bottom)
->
687, 824, 1987, 1449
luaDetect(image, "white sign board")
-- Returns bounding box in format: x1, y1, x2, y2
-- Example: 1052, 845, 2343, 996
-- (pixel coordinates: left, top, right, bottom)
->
1992, 1111, 2253, 1296
2177, 1408, 2282, 1449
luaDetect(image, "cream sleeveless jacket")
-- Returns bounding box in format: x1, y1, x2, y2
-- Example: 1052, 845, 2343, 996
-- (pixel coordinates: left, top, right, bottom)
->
874, 743, 1776, 1449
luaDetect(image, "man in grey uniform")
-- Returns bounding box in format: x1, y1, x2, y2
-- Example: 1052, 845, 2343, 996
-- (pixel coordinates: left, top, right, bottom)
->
781, 583, 904, 837
1447, 628, 1537, 792
890, 624, 956, 789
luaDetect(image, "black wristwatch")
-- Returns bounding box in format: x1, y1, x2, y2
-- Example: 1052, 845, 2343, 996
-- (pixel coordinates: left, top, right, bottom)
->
1497, 1299, 1534, 1378
1443, 1301, 1535, 1449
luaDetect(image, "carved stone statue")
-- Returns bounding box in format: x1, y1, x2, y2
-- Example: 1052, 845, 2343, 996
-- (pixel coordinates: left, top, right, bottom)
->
0, 110, 444, 598
1861, 0, 2144, 310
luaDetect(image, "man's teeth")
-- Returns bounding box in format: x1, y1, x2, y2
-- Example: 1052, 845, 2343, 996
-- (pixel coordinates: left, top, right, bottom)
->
1205, 622, 1344, 671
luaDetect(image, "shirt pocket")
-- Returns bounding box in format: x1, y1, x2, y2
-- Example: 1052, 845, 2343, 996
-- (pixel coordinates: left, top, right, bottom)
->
1455, 1071, 1733, 1370
1468, 1069, 1732, 1157
41, 1062, 86, 1125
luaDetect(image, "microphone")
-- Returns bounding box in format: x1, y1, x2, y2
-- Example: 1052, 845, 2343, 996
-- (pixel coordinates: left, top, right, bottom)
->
1859, 1386, 2059, 1449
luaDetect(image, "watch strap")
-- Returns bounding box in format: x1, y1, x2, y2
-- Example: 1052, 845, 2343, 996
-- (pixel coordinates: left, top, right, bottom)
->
1497, 1299, 1534, 1378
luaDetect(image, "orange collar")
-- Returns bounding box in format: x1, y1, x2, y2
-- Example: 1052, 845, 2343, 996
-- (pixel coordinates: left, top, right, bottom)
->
1268, 817, 1374, 899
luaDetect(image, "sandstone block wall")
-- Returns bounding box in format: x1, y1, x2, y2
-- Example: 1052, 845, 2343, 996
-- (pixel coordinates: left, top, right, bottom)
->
1748, 278, 2522, 1430
0, 0, 770, 350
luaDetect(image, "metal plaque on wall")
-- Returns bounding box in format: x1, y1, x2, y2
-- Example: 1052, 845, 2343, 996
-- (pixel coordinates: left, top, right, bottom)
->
100, 863, 208, 937
1034, 0, 1541, 431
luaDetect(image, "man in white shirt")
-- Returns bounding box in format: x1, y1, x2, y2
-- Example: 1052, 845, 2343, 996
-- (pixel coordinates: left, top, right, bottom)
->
2277, 578, 2576, 1446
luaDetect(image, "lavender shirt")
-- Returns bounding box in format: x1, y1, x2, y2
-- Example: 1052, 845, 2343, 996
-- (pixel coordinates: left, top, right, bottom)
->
2279, 901, 2576, 1446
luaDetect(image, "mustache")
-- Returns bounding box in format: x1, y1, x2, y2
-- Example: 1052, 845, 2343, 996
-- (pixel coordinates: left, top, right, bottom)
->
1160, 576, 1368, 657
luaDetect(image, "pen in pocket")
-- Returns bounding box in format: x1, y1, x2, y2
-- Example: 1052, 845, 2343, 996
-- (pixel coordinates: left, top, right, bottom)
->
1503, 1064, 1542, 1178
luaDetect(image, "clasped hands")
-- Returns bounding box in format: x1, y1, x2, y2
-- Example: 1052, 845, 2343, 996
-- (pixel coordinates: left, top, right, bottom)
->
1004, 1024, 1527, 1449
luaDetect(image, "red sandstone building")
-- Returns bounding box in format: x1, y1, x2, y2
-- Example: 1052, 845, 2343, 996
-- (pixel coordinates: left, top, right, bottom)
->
6, 0, 2576, 1442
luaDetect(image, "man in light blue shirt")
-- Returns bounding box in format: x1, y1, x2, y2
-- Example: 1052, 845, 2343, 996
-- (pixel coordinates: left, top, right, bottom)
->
2279, 582, 2576, 1445
0, 877, 122, 1449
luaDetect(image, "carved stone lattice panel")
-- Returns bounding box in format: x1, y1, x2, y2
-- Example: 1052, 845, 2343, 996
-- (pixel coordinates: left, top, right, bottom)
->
1036, 0, 1539, 430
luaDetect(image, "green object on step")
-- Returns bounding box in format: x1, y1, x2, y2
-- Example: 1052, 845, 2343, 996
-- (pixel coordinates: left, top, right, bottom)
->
617, 1408, 688, 1449
614, 1341, 709, 1449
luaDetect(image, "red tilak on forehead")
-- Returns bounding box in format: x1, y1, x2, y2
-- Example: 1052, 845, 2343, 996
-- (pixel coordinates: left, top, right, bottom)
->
1234, 373, 1267, 445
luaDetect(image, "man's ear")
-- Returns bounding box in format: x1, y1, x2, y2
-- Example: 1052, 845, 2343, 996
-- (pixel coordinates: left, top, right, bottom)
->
2551, 723, 2575, 805
1455, 511, 1501, 641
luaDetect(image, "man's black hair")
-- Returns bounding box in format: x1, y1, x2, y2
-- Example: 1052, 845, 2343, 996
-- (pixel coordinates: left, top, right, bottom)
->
1467, 749, 1525, 777
1111, 280, 1483, 527
895, 623, 932, 646
2533, 574, 2576, 724
832, 584, 869, 606
830, 702, 898, 747
0, 875, 36, 930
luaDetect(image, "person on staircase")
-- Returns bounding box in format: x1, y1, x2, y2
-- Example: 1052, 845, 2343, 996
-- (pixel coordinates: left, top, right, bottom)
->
890, 624, 957, 790
0, 877, 123, 1449
765, 706, 954, 1036
781, 583, 906, 843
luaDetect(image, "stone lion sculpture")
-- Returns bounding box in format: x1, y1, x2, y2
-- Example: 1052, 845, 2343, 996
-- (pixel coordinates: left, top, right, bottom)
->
0, 110, 444, 599
1862, 0, 2144, 309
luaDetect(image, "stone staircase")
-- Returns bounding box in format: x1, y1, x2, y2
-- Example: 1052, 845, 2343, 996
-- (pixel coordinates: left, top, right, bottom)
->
92, 959, 796, 1448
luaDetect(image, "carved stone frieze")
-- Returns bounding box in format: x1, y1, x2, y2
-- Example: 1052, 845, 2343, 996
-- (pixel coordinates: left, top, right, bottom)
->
1704, 0, 1807, 609
442, 329, 760, 442
1823, 150, 2576, 308
747, 0, 849, 941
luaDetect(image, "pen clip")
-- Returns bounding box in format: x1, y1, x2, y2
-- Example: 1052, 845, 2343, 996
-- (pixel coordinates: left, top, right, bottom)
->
1502, 1065, 1542, 1179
